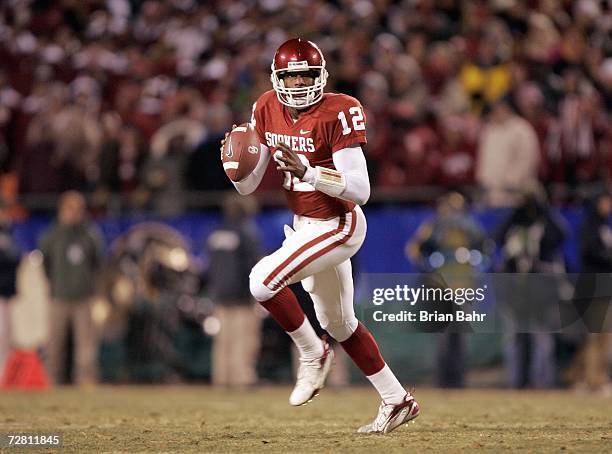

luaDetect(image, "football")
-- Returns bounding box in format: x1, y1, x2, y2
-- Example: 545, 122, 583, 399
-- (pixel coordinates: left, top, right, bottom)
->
221, 123, 261, 182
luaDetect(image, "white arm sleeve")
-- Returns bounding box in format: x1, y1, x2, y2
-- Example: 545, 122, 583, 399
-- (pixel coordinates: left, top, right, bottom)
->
302, 145, 371, 205
232, 144, 271, 195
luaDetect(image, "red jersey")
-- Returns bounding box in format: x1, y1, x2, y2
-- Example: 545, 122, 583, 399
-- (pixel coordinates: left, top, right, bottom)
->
252, 90, 367, 219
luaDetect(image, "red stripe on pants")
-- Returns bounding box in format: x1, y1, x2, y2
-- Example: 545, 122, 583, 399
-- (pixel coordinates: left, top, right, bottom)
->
272, 211, 357, 290
263, 212, 349, 288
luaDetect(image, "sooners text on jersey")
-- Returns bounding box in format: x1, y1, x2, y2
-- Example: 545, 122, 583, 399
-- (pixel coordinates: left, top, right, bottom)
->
252, 90, 367, 219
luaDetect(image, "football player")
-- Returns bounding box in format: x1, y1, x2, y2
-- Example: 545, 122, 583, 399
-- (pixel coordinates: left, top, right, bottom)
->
221, 38, 420, 433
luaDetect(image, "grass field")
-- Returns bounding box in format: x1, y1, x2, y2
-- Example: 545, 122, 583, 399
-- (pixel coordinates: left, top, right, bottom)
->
1, 386, 611, 453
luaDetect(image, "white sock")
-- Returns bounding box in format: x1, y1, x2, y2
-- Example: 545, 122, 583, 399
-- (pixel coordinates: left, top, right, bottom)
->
287, 318, 324, 360
367, 364, 407, 405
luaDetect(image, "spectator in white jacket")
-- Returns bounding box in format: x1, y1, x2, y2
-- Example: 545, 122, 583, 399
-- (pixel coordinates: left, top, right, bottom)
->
476, 100, 540, 207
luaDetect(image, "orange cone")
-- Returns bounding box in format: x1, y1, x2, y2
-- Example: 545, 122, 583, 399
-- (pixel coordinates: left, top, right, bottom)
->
1, 350, 50, 390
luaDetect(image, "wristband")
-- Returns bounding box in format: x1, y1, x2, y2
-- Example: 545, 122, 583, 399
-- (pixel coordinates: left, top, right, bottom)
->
312, 166, 346, 197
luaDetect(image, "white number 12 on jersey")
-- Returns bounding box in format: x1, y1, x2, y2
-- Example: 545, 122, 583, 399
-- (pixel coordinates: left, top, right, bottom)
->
276, 151, 315, 192
337, 107, 365, 135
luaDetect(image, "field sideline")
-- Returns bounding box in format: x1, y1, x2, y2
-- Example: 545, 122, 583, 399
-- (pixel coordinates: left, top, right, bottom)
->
1, 386, 610, 453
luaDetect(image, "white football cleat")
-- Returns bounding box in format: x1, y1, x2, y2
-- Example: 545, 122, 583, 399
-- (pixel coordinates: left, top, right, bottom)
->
357, 394, 420, 434
289, 341, 334, 406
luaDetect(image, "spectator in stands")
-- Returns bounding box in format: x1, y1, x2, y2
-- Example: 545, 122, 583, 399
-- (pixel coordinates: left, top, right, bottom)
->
96, 112, 140, 191
150, 93, 205, 160
379, 126, 441, 188
97, 111, 123, 195
0, 0, 609, 204
19, 83, 71, 194
50, 79, 103, 189
598, 58, 612, 111
435, 114, 477, 187
186, 103, 234, 193
460, 24, 512, 115
511, 82, 560, 183
554, 71, 607, 186
40, 191, 103, 385
523, 12, 559, 66
388, 55, 428, 123
423, 41, 460, 99
0, 70, 21, 170
357, 72, 392, 184
430, 37, 470, 117
0, 197, 19, 375
476, 99, 540, 207
95, 114, 149, 214
206, 194, 262, 388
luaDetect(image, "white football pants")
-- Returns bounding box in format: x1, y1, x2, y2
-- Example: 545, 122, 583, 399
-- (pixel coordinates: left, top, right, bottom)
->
250, 206, 367, 342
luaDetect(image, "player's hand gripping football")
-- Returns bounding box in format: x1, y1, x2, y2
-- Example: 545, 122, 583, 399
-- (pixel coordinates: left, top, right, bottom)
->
276, 142, 307, 179
219, 124, 237, 160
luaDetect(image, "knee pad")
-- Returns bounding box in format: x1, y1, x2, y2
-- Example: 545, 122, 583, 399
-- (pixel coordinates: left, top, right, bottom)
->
322, 317, 358, 343
249, 263, 276, 302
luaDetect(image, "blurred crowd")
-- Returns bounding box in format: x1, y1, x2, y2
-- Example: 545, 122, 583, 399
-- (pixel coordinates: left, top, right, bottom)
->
0, 0, 610, 211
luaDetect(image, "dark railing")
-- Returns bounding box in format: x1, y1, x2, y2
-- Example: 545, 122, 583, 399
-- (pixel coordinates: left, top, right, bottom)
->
17, 186, 453, 214
16, 183, 606, 215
